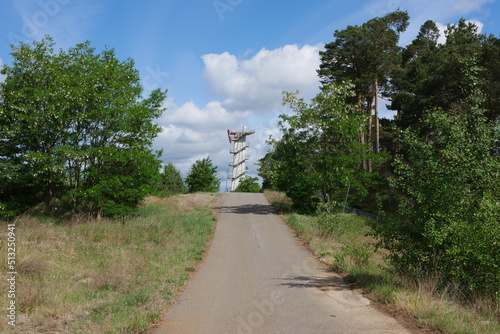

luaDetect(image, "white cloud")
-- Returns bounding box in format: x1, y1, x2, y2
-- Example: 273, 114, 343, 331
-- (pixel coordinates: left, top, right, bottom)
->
0, 58, 5, 83
433, 19, 484, 45
155, 98, 249, 165
465, 19, 484, 33
153, 99, 251, 189
153, 43, 325, 190
154, 123, 239, 191
202, 44, 323, 113
154, 125, 225, 163
159, 101, 249, 131
153, 99, 283, 191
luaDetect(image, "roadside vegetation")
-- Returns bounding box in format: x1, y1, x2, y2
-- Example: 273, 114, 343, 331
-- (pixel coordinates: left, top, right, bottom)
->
259, 10, 499, 331
0, 37, 167, 220
265, 190, 499, 334
0, 36, 227, 333
0, 194, 220, 333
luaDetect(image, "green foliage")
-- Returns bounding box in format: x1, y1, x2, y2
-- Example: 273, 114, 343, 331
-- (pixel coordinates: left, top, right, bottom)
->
377, 69, 499, 297
261, 82, 378, 213
389, 19, 500, 131
257, 151, 280, 191
318, 10, 410, 155
185, 157, 220, 193
159, 162, 186, 196
0, 37, 166, 218
234, 176, 261, 193
67, 149, 162, 218
319, 10, 409, 90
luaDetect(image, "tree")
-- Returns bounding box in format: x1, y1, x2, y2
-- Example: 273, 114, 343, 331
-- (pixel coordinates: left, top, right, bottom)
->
481, 34, 500, 122
257, 150, 281, 191
362, 11, 410, 154
185, 157, 220, 193
388, 20, 441, 131
377, 61, 499, 297
318, 11, 409, 164
234, 176, 261, 193
0, 37, 166, 218
263, 82, 374, 213
389, 19, 486, 134
159, 162, 185, 196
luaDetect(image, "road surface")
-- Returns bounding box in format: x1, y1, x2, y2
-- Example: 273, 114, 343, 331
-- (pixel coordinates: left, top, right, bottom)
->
151, 193, 415, 334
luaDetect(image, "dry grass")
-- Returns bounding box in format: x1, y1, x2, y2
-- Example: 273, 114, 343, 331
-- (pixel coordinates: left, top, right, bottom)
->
0, 193, 220, 333
264, 190, 500, 334
145, 193, 218, 211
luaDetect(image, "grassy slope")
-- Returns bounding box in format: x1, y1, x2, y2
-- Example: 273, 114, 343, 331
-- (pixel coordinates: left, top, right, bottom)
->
0, 194, 220, 333
264, 190, 499, 334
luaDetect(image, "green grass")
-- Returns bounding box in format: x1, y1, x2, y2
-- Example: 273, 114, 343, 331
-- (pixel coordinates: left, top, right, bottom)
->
265, 190, 500, 334
0, 194, 219, 333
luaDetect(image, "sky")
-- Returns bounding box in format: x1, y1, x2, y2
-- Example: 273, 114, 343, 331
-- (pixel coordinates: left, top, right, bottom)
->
1, 0, 499, 191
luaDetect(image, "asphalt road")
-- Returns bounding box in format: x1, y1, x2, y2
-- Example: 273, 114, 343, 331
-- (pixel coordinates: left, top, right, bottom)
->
151, 192, 414, 334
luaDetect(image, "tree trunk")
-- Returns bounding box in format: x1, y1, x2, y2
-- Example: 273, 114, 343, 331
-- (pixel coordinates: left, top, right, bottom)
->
367, 98, 373, 172
396, 110, 401, 157
359, 95, 367, 170
374, 78, 380, 154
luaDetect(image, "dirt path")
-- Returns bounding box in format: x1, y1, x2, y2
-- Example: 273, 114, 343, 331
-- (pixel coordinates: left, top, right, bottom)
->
151, 193, 417, 334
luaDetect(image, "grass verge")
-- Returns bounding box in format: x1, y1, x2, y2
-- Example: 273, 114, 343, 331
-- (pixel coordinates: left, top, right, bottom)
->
264, 190, 499, 334
0, 193, 220, 333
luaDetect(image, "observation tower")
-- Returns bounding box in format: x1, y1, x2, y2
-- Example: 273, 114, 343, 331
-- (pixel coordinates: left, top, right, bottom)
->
227, 127, 255, 191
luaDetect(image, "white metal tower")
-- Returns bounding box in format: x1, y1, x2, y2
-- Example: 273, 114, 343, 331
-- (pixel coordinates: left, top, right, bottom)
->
227, 127, 255, 192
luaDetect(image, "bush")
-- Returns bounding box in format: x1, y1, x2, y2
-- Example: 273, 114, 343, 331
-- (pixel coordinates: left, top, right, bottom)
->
377, 108, 500, 298
234, 177, 261, 193
159, 162, 185, 196
185, 157, 220, 193
318, 211, 372, 238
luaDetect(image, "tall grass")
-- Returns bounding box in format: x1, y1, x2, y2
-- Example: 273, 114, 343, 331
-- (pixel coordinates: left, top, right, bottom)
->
0, 194, 220, 333
264, 190, 499, 334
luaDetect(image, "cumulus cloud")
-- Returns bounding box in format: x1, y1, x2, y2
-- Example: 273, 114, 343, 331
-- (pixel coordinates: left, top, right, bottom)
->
154, 44, 324, 188
153, 101, 282, 190
153, 99, 251, 186
202, 44, 322, 113
153, 122, 233, 185
159, 100, 249, 131
154, 124, 225, 162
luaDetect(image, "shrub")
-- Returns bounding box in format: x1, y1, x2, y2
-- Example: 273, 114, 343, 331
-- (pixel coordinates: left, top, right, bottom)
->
234, 176, 261, 193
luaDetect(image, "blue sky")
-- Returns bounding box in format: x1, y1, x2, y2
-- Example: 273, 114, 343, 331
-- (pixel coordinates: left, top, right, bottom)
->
1, 0, 499, 190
